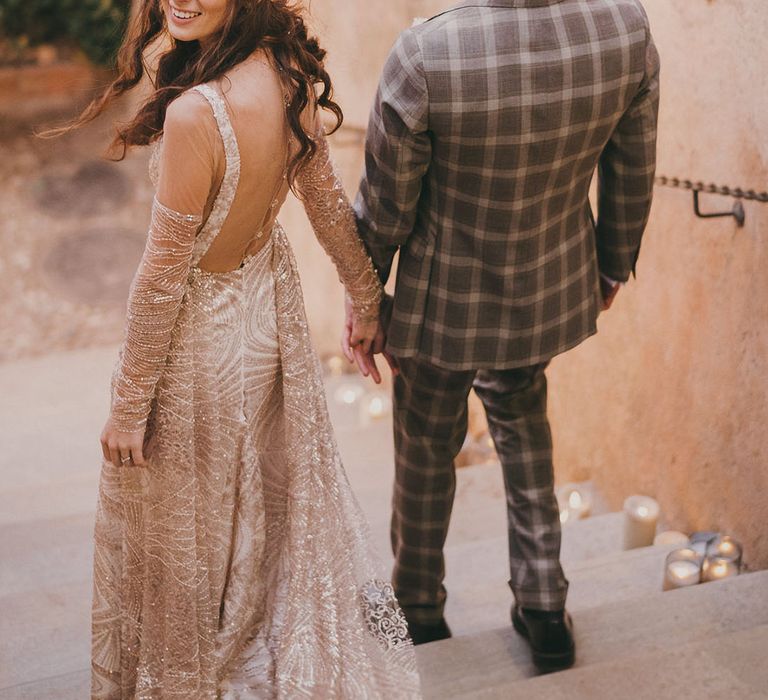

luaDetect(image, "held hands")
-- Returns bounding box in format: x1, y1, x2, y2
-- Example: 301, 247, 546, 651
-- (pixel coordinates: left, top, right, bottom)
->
100, 418, 148, 468
600, 275, 621, 311
341, 295, 398, 384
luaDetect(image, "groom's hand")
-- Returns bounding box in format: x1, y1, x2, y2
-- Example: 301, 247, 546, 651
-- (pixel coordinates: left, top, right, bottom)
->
600, 275, 621, 311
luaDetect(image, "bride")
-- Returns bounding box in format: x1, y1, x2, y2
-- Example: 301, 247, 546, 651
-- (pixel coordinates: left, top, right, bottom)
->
62, 1, 420, 697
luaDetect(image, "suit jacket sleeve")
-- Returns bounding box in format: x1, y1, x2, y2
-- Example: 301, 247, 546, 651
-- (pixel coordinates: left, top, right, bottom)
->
596, 28, 661, 282
354, 28, 432, 286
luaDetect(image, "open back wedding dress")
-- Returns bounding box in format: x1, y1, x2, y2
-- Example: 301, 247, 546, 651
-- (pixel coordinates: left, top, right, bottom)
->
91, 57, 420, 699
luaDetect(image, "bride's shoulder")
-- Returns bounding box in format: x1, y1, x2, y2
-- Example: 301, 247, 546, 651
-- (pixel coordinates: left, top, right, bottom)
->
158, 89, 220, 166
165, 89, 214, 129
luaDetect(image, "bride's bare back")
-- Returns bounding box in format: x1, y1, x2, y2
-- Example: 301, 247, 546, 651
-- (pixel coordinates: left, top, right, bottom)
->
154, 53, 292, 272
112, 50, 382, 434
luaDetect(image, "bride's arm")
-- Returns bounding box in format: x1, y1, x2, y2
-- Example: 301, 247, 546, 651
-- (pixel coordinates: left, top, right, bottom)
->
295, 113, 383, 326
102, 93, 217, 466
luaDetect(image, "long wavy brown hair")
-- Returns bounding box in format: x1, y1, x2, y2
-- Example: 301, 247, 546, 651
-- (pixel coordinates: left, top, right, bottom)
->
57, 0, 343, 185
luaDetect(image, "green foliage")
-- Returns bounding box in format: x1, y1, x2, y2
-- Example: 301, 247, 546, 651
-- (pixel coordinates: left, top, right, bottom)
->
0, 0, 130, 67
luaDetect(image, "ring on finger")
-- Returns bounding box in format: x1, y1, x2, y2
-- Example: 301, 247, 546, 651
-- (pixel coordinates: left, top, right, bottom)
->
120, 454, 132, 465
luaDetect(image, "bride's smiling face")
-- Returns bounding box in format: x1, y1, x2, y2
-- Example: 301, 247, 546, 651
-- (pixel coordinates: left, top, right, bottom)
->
161, 1, 229, 44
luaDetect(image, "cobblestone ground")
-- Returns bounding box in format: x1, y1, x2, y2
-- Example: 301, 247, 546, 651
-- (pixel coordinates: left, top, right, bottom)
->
0, 107, 154, 363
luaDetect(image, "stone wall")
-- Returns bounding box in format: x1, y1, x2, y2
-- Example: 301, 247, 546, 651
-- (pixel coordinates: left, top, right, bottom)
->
546, 0, 768, 569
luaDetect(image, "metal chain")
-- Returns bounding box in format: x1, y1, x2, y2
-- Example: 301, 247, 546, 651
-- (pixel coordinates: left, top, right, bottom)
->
655, 176, 768, 203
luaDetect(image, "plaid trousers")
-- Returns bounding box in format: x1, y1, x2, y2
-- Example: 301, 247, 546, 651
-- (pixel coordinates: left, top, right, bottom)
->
391, 357, 569, 624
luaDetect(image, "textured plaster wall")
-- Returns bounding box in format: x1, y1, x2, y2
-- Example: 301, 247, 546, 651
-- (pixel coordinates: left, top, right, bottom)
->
297, 0, 768, 568
544, 0, 768, 568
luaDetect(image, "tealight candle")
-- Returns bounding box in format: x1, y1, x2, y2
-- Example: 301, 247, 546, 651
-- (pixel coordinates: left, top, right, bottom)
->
663, 548, 703, 591
701, 536, 743, 583
556, 484, 592, 524
362, 392, 392, 421
701, 558, 740, 583
707, 535, 743, 566
333, 383, 365, 406
623, 495, 660, 550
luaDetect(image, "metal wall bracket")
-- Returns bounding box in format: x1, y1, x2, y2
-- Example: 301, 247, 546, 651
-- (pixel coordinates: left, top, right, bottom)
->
692, 190, 746, 227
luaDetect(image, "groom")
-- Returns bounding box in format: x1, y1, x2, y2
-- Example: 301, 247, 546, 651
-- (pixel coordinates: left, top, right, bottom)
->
347, 0, 659, 671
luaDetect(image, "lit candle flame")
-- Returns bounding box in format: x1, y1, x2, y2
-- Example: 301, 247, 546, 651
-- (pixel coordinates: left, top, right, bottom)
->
719, 541, 735, 556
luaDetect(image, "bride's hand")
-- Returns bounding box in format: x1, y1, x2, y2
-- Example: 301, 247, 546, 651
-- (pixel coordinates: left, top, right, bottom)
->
100, 418, 148, 468
350, 314, 379, 355
342, 296, 382, 383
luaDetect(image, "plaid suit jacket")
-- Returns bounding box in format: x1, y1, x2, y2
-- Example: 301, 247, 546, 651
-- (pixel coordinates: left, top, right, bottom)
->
354, 0, 660, 370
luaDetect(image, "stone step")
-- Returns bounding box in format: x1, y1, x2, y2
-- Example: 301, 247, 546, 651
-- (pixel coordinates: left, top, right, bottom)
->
0, 670, 89, 700
0, 515, 675, 690
5, 607, 766, 700
0, 490, 623, 604
461, 624, 768, 699
444, 528, 677, 635
0, 347, 113, 501
0, 513, 94, 597
415, 571, 768, 699
0, 581, 90, 689
559, 512, 628, 564
0, 473, 98, 528
12, 627, 767, 700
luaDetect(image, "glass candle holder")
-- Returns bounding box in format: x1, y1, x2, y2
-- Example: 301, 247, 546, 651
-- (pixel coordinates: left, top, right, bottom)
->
706, 536, 743, 566
701, 536, 743, 583
689, 531, 719, 556
663, 548, 703, 591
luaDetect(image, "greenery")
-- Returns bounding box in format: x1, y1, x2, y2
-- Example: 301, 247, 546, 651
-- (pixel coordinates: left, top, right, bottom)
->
0, 0, 130, 67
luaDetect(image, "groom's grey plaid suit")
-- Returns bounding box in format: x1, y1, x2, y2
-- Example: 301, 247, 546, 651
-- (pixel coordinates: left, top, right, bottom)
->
355, 0, 659, 622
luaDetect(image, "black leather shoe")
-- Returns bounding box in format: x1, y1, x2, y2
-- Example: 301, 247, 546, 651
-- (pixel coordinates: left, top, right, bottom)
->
512, 605, 575, 673
407, 618, 452, 646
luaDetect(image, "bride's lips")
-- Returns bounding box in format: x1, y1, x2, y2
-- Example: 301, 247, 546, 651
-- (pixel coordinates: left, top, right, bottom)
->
168, 4, 203, 26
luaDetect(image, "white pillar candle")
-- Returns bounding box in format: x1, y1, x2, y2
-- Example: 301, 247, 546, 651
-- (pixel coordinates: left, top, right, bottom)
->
663, 549, 702, 591
623, 495, 660, 549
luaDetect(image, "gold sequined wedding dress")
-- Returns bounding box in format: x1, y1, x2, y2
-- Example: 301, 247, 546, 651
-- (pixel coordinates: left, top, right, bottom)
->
91, 66, 420, 699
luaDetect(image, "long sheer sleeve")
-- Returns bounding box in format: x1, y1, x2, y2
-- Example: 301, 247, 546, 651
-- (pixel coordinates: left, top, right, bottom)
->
295, 116, 383, 322
110, 92, 217, 432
